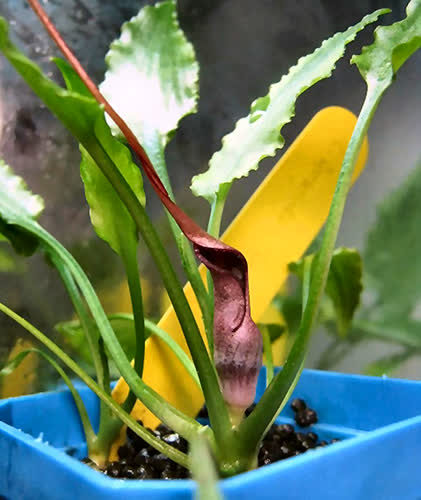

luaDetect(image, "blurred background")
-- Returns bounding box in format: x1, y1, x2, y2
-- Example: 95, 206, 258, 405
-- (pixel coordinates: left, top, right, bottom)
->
0, 0, 420, 395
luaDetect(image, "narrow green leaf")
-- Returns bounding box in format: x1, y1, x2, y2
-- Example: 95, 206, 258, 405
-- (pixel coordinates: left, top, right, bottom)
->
364, 350, 413, 377
261, 325, 274, 386
56, 313, 201, 388
190, 9, 388, 202
0, 19, 146, 257
290, 248, 362, 337
55, 319, 95, 367
0, 347, 96, 444
0, 303, 190, 468
190, 429, 223, 500
0, 159, 44, 255
352, 0, 421, 94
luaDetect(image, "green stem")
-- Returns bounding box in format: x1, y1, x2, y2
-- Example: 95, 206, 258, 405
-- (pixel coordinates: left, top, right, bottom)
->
6, 347, 97, 453
108, 314, 201, 388
123, 240, 145, 378
52, 256, 106, 391
94, 337, 118, 457
32, 222, 202, 439
190, 428, 223, 500
96, 236, 147, 449
118, 239, 146, 411
205, 191, 228, 355
0, 302, 190, 469
261, 326, 274, 387
53, 255, 119, 456
152, 139, 213, 348
237, 86, 383, 457
83, 140, 232, 448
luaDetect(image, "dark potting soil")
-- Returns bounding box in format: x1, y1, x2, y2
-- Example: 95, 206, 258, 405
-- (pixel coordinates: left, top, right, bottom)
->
86, 398, 339, 480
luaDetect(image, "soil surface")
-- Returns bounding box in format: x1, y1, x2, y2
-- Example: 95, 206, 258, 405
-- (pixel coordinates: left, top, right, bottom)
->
83, 398, 339, 480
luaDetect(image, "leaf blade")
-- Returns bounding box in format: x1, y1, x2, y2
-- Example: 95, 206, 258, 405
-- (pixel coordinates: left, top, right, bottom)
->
190, 9, 388, 202
289, 248, 363, 338
100, 0, 198, 167
352, 0, 421, 93
363, 162, 421, 323
0, 159, 44, 255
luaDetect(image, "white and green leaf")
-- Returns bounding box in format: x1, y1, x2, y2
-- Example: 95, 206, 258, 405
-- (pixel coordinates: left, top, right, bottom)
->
190, 9, 388, 202
352, 0, 421, 94
100, 0, 199, 191
0, 159, 44, 255
54, 59, 145, 256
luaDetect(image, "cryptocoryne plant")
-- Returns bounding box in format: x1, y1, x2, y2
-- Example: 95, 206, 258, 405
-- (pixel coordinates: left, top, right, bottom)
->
0, 0, 420, 485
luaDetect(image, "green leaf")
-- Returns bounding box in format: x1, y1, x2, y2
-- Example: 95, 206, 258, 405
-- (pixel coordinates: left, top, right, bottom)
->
100, 0, 198, 189
0, 159, 44, 255
0, 243, 22, 272
324, 249, 362, 337
55, 314, 201, 388
272, 291, 302, 336
0, 250, 15, 271
190, 9, 388, 202
0, 19, 141, 257
363, 162, 421, 323
190, 429, 223, 500
0, 304, 189, 468
54, 59, 146, 256
257, 323, 286, 343
352, 0, 421, 94
55, 316, 135, 365
364, 350, 413, 377
79, 118, 144, 255
289, 248, 363, 338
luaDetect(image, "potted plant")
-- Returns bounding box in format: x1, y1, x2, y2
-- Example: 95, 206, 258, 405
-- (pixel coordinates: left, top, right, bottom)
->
0, 0, 421, 498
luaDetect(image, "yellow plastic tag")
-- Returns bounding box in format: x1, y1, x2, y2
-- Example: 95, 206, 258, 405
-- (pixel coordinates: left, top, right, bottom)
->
1, 339, 38, 398
111, 106, 368, 434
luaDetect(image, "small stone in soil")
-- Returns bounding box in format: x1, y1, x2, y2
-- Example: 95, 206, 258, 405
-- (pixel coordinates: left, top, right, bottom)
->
295, 407, 318, 427
291, 398, 307, 412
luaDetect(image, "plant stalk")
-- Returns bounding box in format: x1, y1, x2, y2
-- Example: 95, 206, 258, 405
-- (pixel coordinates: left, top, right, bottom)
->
236, 86, 383, 459
0, 302, 190, 469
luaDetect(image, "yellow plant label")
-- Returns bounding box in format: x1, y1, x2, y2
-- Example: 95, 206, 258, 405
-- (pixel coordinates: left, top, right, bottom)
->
111, 106, 368, 435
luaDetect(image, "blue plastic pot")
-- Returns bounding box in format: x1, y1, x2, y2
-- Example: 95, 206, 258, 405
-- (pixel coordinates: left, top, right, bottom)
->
1, 368, 421, 500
